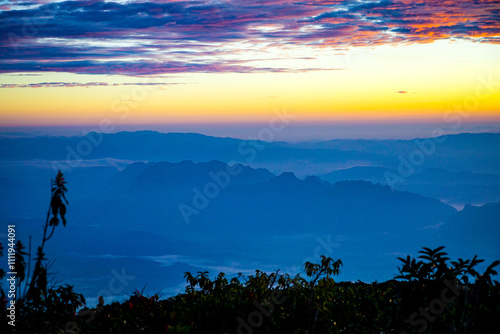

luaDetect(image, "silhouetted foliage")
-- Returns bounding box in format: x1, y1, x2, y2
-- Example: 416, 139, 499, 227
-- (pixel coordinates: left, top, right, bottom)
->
2, 242, 500, 333
0, 171, 85, 333
0, 173, 498, 332
57, 248, 498, 334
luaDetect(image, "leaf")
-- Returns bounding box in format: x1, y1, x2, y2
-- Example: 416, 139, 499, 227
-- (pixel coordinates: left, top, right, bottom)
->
49, 217, 59, 226
51, 196, 61, 216
60, 203, 66, 217
434, 246, 446, 253
62, 192, 68, 204
489, 260, 500, 269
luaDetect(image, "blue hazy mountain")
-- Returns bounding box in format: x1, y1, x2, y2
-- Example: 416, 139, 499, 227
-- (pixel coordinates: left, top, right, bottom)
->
320, 167, 500, 207
73, 161, 455, 240
32, 160, 459, 298
439, 202, 500, 257
1, 131, 498, 302
291, 132, 500, 156
401, 169, 500, 207
408, 168, 500, 185
128, 160, 275, 191
319, 166, 393, 185
0, 164, 119, 218
2, 131, 499, 176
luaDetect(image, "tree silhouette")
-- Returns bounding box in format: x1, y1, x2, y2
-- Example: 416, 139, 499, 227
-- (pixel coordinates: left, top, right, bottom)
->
25, 170, 69, 303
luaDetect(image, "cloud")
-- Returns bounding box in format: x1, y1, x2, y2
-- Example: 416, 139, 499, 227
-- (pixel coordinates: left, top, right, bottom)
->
0, 81, 179, 88
0, 0, 498, 75
0, 58, 342, 75
396, 91, 408, 94
5, 73, 42, 76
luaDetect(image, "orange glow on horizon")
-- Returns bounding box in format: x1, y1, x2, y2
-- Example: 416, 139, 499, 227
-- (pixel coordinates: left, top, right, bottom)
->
1, 41, 499, 128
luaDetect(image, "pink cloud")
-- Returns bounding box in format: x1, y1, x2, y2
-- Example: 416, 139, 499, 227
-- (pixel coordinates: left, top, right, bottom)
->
0, 0, 498, 75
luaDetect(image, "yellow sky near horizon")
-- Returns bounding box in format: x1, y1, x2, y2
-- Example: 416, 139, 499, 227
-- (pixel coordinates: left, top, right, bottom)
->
1, 40, 499, 127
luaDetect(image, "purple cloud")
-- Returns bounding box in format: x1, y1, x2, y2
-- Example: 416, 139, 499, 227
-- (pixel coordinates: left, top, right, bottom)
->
0, 81, 179, 88
0, 0, 498, 75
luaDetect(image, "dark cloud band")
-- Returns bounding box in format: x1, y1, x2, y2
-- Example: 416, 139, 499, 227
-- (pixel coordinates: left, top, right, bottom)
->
0, 0, 498, 75
0, 82, 179, 88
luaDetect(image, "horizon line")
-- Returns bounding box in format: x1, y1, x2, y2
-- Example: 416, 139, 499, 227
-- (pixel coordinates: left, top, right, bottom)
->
1, 126, 500, 143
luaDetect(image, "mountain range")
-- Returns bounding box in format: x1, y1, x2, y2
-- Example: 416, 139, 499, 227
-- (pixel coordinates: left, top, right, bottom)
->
0, 131, 498, 303
320, 166, 500, 207
1, 131, 499, 176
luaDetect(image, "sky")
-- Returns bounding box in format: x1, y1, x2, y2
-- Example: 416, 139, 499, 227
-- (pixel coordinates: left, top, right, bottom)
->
0, 0, 499, 140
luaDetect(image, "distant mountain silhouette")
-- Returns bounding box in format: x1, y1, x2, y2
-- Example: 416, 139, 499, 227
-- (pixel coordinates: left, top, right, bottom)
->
320, 166, 393, 185
1, 131, 498, 302
2, 160, 455, 239
108, 161, 155, 192
320, 166, 500, 207
0, 164, 118, 218
80, 161, 456, 240
440, 202, 500, 254
256, 172, 306, 192
291, 132, 500, 157
401, 169, 500, 207
2, 131, 499, 176
407, 168, 500, 185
